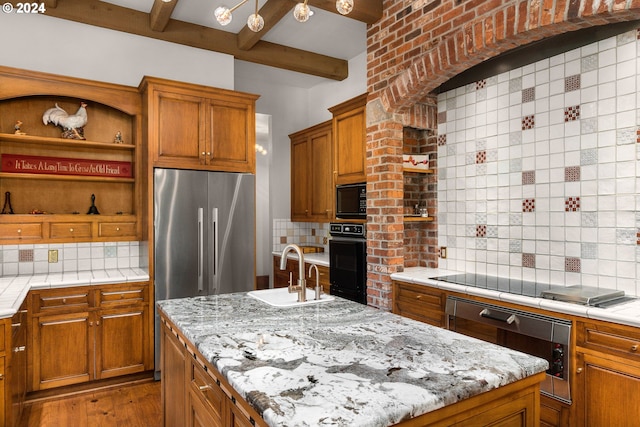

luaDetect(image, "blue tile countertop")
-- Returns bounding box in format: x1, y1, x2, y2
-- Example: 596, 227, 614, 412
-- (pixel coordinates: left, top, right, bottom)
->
0, 268, 149, 318
391, 267, 640, 329
158, 293, 548, 427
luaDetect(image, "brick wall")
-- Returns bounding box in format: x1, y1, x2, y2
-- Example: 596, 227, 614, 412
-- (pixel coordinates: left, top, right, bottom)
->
364, 0, 640, 310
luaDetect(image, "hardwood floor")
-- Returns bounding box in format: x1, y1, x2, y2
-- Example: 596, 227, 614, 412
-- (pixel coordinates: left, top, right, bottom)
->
19, 380, 162, 427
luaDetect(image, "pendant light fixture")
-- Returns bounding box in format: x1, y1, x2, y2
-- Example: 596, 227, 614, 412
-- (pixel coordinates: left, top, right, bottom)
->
293, 0, 311, 23
214, 0, 354, 32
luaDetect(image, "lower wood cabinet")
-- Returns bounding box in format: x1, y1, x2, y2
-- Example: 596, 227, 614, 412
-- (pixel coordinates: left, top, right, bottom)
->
574, 320, 640, 427
0, 302, 28, 427
161, 316, 267, 427
28, 282, 151, 391
392, 280, 446, 327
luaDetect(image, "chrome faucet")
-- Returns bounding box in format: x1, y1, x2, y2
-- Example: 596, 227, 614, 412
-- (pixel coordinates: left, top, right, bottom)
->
308, 263, 322, 300
279, 244, 307, 302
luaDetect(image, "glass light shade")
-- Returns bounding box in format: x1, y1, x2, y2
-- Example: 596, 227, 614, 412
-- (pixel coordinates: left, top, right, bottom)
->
214, 6, 232, 25
247, 13, 264, 32
335, 0, 353, 15
293, 3, 311, 22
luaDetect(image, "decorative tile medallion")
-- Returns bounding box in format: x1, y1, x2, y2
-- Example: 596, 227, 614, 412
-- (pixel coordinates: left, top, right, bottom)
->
438, 111, 447, 123
437, 134, 447, 146
522, 170, 536, 185
564, 75, 581, 92
564, 166, 580, 182
564, 105, 580, 122
476, 224, 487, 237
522, 253, 536, 268
565, 257, 581, 273
565, 196, 580, 212
19, 249, 33, 262
522, 115, 535, 130
475, 150, 487, 164
476, 79, 486, 89
523, 199, 535, 212
522, 87, 535, 103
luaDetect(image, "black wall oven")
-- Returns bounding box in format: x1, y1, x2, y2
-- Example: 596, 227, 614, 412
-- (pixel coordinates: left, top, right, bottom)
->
329, 223, 367, 304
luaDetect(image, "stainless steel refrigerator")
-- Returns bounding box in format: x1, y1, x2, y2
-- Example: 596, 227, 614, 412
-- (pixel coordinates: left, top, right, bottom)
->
153, 168, 255, 378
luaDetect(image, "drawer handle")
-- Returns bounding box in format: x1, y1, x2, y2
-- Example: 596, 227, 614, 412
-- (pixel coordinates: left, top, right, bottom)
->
631, 345, 638, 352
416, 295, 422, 300
13, 346, 25, 353
199, 384, 211, 392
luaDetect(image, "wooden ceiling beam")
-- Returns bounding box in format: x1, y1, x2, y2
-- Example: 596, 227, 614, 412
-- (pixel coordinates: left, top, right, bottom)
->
149, 0, 179, 32
43, 0, 348, 80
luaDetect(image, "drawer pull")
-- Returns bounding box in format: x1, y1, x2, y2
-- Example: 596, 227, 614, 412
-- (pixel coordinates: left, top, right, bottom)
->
416, 295, 422, 300
116, 227, 121, 231
17, 229, 22, 234
13, 346, 25, 353
631, 345, 638, 352
199, 384, 211, 392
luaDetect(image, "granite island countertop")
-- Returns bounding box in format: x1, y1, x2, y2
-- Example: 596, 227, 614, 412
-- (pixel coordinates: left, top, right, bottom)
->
157, 293, 548, 427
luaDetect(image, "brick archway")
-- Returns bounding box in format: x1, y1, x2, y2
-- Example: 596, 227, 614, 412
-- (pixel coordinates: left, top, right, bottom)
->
378, 2, 640, 116
364, 0, 640, 310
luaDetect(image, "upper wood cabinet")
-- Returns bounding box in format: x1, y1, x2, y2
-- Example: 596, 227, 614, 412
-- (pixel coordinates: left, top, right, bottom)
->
289, 120, 333, 222
0, 66, 143, 244
139, 77, 259, 173
329, 93, 367, 185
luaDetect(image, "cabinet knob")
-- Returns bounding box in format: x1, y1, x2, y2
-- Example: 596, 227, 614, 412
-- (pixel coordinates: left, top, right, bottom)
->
576, 368, 583, 374
631, 345, 638, 352
201, 152, 206, 156
62, 298, 67, 304
17, 229, 22, 234
116, 227, 120, 231
0, 374, 4, 380
69, 228, 74, 232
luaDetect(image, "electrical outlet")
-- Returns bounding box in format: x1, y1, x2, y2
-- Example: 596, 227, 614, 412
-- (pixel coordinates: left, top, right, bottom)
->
439, 247, 447, 259
48, 249, 58, 263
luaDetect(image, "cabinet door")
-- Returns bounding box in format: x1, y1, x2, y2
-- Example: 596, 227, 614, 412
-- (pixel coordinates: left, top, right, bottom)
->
206, 98, 255, 173
32, 311, 92, 390
330, 94, 367, 185
95, 306, 148, 379
162, 321, 187, 427
152, 90, 206, 167
575, 352, 640, 427
9, 308, 27, 427
308, 126, 333, 220
290, 121, 333, 222
0, 356, 4, 427
290, 136, 311, 220
273, 256, 298, 288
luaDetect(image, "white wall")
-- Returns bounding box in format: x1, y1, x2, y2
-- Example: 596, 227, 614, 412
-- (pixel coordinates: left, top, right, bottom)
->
0, 13, 234, 88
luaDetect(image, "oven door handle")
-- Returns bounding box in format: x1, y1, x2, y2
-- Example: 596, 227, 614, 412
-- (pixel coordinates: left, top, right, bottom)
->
479, 308, 518, 325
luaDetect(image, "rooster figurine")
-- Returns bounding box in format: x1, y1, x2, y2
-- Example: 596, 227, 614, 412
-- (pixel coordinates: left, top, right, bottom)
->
42, 102, 88, 140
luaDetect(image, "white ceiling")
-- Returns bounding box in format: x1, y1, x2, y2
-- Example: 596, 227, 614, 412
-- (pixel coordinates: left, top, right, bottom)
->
102, 0, 367, 88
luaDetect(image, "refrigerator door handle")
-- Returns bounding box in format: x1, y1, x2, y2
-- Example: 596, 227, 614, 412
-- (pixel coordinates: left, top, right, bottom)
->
198, 207, 204, 292
212, 207, 219, 284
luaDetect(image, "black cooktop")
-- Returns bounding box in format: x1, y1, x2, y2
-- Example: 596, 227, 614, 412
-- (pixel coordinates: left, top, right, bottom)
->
431, 273, 557, 298
431, 273, 630, 306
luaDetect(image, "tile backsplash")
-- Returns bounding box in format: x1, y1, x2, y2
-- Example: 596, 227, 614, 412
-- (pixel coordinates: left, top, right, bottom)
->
272, 219, 329, 253
0, 241, 142, 276
436, 29, 640, 296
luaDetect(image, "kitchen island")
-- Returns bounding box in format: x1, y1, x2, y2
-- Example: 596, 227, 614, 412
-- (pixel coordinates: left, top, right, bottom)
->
157, 293, 548, 427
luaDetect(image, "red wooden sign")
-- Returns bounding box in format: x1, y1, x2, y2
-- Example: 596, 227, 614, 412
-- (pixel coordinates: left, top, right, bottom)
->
1, 154, 133, 178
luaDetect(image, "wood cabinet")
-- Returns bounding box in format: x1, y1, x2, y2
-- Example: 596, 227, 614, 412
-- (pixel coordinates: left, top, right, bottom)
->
27, 282, 151, 391
0, 66, 142, 244
139, 77, 259, 173
574, 320, 640, 427
329, 93, 367, 186
161, 316, 267, 427
289, 120, 333, 222
273, 255, 330, 295
392, 280, 446, 327
0, 302, 28, 427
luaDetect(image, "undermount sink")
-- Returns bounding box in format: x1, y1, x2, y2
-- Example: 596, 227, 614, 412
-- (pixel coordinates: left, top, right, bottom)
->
248, 287, 335, 307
